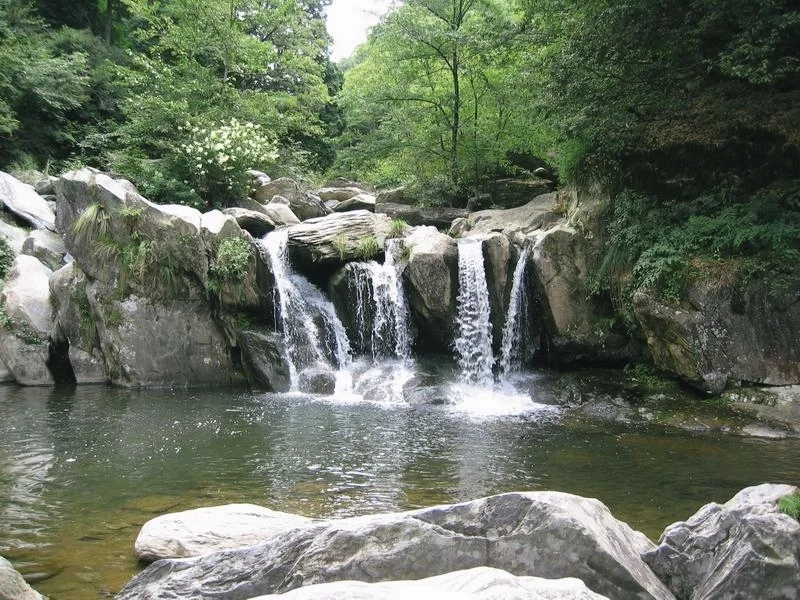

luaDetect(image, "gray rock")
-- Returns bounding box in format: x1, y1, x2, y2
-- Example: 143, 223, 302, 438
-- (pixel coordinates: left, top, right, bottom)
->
467, 193, 562, 236
222, 207, 276, 237
0, 358, 13, 383
35, 175, 59, 196
0, 334, 52, 386
1, 255, 53, 336
0, 555, 45, 600
289, 193, 332, 222
643, 483, 800, 600
262, 202, 301, 226
375, 201, 468, 229
238, 329, 291, 392
634, 279, 800, 394
21, 229, 66, 271
87, 282, 235, 388
332, 193, 376, 213
403, 227, 458, 352
254, 177, 300, 204
316, 187, 366, 202
286, 210, 392, 269
200, 210, 241, 240
376, 186, 414, 205
481, 232, 513, 350
248, 567, 610, 600
0, 172, 56, 231
49, 263, 106, 384
247, 170, 271, 187
298, 363, 336, 395
116, 491, 673, 600
530, 224, 639, 364
488, 177, 554, 209
0, 219, 29, 254
136, 504, 313, 562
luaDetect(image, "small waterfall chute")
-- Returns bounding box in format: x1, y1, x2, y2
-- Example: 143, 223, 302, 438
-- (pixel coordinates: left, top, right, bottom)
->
498, 248, 530, 376
346, 239, 412, 361
454, 238, 494, 385
261, 230, 351, 391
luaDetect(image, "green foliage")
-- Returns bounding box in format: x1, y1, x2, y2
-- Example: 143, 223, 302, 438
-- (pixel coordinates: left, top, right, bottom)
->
0, 237, 14, 279
209, 236, 253, 294
594, 181, 800, 304
332, 234, 348, 261
353, 235, 380, 261
73, 203, 112, 246
779, 493, 800, 521
388, 218, 407, 239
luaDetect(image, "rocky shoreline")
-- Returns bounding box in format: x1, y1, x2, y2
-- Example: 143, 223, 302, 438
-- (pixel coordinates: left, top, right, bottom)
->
6, 483, 794, 600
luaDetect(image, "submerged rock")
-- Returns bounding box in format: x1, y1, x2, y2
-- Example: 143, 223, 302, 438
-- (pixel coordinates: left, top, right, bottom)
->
249, 567, 610, 600
643, 483, 800, 600
116, 491, 673, 600
136, 504, 313, 562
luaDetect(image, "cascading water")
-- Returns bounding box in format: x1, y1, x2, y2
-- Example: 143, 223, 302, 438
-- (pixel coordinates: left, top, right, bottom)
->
261, 230, 351, 390
347, 239, 412, 361
498, 248, 530, 376
454, 238, 494, 385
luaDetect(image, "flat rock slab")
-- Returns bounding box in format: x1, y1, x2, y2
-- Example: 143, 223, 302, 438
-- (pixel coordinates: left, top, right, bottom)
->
248, 567, 610, 600
117, 491, 674, 600
136, 504, 313, 561
643, 483, 800, 600
0, 172, 56, 231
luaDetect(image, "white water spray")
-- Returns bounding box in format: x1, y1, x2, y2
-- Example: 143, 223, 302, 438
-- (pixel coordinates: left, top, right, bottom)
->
454, 238, 494, 385
498, 248, 530, 375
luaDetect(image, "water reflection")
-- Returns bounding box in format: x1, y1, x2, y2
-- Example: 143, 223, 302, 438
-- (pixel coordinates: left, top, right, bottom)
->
0, 366, 798, 599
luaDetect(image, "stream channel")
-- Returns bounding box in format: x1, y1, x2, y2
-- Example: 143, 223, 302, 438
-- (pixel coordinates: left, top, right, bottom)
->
2, 364, 800, 599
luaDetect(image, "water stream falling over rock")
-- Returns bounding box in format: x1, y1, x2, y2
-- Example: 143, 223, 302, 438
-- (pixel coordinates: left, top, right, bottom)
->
498, 248, 530, 375
261, 230, 351, 390
347, 239, 412, 361
454, 238, 494, 385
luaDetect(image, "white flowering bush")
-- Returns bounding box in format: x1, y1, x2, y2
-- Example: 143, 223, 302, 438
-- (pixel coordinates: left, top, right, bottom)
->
177, 118, 278, 208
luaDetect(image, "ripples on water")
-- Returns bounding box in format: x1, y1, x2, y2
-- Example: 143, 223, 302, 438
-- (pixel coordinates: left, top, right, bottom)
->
1, 360, 799, 598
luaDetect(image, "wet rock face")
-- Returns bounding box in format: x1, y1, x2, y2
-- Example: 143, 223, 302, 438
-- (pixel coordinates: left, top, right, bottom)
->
643, 484, 800, 600
116, 491, 673, 600
634, 279, 800, 393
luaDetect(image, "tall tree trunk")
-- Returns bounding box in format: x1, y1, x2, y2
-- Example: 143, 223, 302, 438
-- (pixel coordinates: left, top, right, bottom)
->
105, 0, 115, 45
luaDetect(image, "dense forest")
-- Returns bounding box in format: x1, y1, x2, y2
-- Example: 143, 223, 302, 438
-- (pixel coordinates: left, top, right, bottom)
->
1, 0, 799, 302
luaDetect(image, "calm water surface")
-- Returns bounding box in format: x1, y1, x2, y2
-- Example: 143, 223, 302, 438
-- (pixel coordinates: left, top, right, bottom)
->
1, 363, 799, 599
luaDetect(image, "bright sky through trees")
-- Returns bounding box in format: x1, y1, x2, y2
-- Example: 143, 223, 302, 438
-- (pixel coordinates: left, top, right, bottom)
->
326, 0, 394, 61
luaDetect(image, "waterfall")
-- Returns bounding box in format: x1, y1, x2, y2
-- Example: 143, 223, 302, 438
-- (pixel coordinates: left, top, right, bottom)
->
498, 248, 529, 376
261, 231, 351, 390
347, 239, 412, 361
454, 238, 494, 385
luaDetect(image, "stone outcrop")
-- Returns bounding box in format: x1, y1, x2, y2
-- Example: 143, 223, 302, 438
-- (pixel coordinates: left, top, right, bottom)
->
267, 189, 331, 222
481, 232, 513, 350
333, 193, 376, 213
221, 208, 275, 237
403, 226, 458, 352
634, 279, 800, 394
135, 504, 313, 562
286, 210, 392, 269
316, 186, 366, 202
464, 193, 562, 236
376, 201, 468, 228
49, 262, 106, 384
253, 177, 300, 204
530, 224, 639, 364
488, 177, 555, 209
643, 483, 800, 600
21, 229, 66, 271
0, 255, 54, 386
0, 555, 44, 600
0, 172, 56, 231
0, 219, 28, 254
116, 491, 673, 600
249, 567, 610, 600
238, 329, 292, 392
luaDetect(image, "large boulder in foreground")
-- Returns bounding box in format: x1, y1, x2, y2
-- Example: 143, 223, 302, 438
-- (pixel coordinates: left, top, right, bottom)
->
0, 555, 45, 600
634, 279, 800, 394
403, 226, 458, 352
643, 483, 800, 600
136, 504, 313, 562
250, 567, 610, 600
116, 491, 673, 600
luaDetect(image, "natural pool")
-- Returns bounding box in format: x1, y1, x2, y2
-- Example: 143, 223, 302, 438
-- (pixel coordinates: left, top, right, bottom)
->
1, 361, 799, 599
